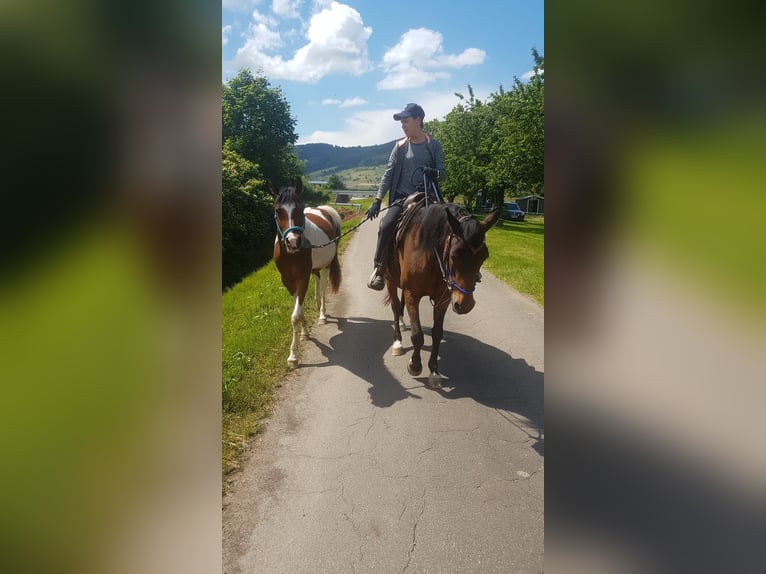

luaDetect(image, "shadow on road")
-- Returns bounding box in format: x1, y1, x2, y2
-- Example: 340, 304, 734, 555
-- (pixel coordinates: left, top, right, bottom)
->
305, 316, 424, 407
431, 330, 544, 456
305, 316, 543, 455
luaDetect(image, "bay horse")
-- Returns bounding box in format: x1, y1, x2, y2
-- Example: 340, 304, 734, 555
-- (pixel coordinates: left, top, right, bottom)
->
384, 201, 499, 387
272, 179, 342, 368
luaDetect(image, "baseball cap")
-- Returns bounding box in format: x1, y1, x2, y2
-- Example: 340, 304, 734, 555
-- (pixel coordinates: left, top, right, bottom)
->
393, 103, 425, 121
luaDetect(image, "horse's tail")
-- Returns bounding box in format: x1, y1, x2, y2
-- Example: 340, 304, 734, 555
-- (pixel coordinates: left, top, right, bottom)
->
329, 251, 341, 294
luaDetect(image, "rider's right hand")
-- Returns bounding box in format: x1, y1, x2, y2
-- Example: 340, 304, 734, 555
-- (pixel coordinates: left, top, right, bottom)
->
366, 198, 382, 220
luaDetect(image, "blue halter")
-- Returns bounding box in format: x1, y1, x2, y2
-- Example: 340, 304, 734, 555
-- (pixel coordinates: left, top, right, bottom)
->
274, 211, 305, 242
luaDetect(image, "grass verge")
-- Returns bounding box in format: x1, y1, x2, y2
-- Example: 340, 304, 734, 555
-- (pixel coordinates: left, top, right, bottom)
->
481, 216, 544, 307
222, 205, 366, 476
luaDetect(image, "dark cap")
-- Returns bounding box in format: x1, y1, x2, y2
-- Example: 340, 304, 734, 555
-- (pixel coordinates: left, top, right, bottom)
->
393, 103, 425, 121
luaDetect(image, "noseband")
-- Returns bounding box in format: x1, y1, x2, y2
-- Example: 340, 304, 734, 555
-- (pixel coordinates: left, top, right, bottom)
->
274, 210, 305, 243
434, 215, 485, 295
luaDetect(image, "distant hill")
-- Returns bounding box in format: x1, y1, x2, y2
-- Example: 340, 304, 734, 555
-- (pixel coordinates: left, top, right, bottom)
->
296, 141, 394, 175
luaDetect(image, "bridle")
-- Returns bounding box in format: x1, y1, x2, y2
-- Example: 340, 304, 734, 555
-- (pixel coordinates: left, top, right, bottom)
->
433, 215, 485, 295
274, 209, 305, 244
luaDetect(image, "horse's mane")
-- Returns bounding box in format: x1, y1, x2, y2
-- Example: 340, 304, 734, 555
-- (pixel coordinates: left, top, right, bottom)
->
420, 203, 482, 249
276, 186, 302, 207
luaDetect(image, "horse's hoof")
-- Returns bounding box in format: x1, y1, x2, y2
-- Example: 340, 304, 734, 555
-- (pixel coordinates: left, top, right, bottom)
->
407, 359, 422, 376
287, 358, 298, 369
300, 331, 309, 341
426, 371, 443, 389
318, 316, 327, 325
391, 341, 404, 356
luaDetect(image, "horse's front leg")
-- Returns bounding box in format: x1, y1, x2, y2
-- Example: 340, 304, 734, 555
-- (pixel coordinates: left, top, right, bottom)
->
315, 269, 328, 324
426, 295, 450, 388
288, 293, 303, 368
404, 292, 424, 376
387, 281, 404, 356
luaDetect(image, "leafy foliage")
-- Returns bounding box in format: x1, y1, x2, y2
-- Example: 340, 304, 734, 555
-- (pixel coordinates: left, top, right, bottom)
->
430, 49, 544, 208
222, 69, 302, 186
326, 173, 345, 190
222, 69, 304, 289
221, 146, 274, 289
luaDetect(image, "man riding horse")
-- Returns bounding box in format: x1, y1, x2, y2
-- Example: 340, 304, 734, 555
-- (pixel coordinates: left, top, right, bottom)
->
365, 103, 446, 290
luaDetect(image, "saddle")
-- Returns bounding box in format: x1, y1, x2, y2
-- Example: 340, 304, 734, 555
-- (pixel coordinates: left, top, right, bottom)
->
395, 190, 441, 246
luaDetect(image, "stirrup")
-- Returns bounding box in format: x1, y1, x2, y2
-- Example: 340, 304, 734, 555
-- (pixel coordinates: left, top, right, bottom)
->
367, 267, 385, 291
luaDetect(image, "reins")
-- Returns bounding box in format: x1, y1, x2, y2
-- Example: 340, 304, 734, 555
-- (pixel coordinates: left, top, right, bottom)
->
433, 215, 484, 296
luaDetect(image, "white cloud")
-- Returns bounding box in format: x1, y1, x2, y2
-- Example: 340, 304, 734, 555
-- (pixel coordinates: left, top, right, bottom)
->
377, 28, 485, 91
322, 97, 367, 108
272, 0, 299, 18
222, 25, 232, 47
520, 67, 543, 81
298, 91, 484, 147
338, 97, 366, 108
299, 109, 402, 146
234, 1, 373, 83
223, 0, 262, 13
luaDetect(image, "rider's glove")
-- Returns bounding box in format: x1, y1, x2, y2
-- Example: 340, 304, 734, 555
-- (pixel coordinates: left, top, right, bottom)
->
366, 198, 382, 220
423, 167, 439, 179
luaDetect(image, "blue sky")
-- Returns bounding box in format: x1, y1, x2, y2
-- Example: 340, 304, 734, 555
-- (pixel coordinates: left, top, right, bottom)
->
222, 0, 543, 147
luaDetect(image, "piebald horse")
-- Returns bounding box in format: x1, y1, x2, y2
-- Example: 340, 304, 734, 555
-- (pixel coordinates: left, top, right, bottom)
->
272, 179, 342, 368
384, 201, 499, 387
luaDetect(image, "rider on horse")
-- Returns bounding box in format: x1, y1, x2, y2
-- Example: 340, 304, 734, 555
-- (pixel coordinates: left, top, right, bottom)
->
365, 103, 447, 290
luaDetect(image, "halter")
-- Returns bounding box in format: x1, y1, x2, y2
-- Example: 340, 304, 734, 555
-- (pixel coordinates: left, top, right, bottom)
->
274, 211, 305, 243
434, 215, 485, 295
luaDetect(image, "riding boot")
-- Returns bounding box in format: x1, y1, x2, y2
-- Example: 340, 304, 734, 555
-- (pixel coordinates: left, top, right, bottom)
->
367, 203, 399, 291
367, 263, 385, 291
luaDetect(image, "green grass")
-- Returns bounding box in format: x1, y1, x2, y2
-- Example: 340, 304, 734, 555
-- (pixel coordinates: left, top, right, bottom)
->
481, 216, 544, 307
310, 166, 384, 191
222, 207, 364, 475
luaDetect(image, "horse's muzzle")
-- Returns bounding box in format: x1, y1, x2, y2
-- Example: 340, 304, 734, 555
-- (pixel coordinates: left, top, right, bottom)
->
284, 233, 302, 253
452, 295, 475, 315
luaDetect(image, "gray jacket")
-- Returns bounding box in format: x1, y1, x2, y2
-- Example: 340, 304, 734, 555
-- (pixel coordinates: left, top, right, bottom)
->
376, 134, 446, 204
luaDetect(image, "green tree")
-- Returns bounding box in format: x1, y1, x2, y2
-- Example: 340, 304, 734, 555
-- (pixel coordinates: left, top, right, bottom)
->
326, 173, 345, 190
487, 49, 544, 199
222, 145, 273, 289
222, 69, 302, 186
432, 49, 544, 208
432, 86, 490, 209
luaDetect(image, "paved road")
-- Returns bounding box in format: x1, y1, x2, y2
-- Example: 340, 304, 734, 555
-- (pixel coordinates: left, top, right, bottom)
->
223, 216, 544, 573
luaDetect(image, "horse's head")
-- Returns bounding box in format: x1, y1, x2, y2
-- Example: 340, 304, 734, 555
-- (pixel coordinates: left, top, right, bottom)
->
272, 178, 305, 254
444, 207, 500, 314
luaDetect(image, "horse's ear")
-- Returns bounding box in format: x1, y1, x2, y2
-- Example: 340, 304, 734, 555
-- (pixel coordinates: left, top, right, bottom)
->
294, 178, 303, 195
480, 209, 501, 233
446, 206, 464, 238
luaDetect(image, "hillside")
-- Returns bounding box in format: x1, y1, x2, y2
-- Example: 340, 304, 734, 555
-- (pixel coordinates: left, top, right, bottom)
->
296, 141, 394, 175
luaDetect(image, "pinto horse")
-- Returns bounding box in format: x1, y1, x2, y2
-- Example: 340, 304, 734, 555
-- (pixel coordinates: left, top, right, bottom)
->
384, 201, 499, 387
272, 179, 342, 368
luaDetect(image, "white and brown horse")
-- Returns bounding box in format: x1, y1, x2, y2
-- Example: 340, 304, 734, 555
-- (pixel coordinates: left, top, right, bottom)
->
272, 179, 342, 368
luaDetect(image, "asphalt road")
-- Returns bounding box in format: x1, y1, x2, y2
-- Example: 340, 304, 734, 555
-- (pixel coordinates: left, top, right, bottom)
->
223, 215, 544, 573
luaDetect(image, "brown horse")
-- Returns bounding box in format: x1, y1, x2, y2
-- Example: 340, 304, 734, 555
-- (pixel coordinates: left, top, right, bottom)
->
384, 202, 499, 387
272, 179, 342, 368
